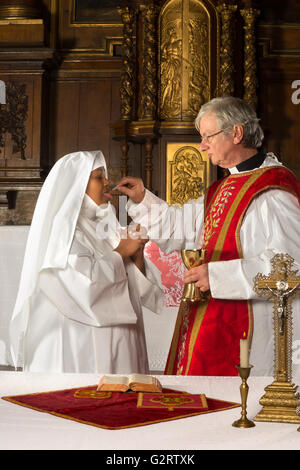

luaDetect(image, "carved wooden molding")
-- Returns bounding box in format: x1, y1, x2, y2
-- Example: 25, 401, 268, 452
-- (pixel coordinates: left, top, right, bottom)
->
0, 190, 17, 210
139, 3, 159, 121
240, 8, 260, 110
0, 1, 41, 20
118, 6, 137, 121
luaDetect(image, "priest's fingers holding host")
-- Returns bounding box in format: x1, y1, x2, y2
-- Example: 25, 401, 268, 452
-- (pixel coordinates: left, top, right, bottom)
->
128, 223, 148, 242
119, 225, 148, 243
116, 177, 145, 203
184, 263, 210, 292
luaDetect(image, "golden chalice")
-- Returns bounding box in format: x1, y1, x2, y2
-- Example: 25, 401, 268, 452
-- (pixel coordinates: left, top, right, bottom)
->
181, 249, 206, 302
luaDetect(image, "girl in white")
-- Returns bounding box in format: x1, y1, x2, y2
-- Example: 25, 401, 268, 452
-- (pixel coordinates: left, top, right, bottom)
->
10, 151, 163, 373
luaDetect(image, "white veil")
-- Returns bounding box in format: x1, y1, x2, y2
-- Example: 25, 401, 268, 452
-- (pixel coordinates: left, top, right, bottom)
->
10, 150, 107, 367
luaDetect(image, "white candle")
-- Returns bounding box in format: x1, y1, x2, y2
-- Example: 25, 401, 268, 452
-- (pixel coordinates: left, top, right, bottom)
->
240, 332, 249, 367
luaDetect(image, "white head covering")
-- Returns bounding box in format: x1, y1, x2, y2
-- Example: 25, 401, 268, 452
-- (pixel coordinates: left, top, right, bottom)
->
10, 150, 107, 367
77, 194, 121, 255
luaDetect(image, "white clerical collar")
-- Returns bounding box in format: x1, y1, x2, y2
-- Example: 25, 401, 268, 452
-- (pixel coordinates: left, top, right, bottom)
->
229, 166, 239, 174
229, 149, 267, 174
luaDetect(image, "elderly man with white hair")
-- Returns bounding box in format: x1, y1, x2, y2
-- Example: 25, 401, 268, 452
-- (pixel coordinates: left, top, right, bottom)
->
117, 96, 300, 380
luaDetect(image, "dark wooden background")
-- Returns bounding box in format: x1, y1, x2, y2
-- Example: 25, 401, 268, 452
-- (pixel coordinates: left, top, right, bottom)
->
0, 0, 299, 224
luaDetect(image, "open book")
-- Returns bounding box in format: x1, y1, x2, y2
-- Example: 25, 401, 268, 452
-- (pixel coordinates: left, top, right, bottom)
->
97, 373, 162, 393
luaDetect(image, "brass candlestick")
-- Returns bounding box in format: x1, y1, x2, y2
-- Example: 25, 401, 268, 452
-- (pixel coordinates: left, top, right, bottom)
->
232, 365, 255, 428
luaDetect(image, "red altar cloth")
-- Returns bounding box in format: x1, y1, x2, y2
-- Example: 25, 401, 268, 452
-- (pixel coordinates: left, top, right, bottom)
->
2, 386, 240, 429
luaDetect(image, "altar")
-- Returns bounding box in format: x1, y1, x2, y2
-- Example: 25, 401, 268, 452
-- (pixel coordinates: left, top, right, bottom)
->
1, 372, 300, 450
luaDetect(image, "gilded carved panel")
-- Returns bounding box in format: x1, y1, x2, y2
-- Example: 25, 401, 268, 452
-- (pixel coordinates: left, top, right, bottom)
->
159, 0, 210, 121
166, 143, 214, 205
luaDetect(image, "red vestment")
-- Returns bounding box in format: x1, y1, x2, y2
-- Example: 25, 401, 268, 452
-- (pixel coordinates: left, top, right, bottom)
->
165, 167, 300, 376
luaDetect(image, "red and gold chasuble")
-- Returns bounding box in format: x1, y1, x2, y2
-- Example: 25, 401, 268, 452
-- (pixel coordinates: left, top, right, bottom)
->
165, 166, 300, 376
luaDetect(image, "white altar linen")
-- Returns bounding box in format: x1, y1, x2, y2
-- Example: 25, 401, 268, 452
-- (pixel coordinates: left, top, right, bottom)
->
1, 372, 300, 450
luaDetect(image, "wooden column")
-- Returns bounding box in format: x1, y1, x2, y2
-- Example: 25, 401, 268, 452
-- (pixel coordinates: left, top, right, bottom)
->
139, 3, 158, 121
216, 3, 237, 96
139, 3, 158, 191
144, 137, 153, 191
118, 6, 136, 122
240, 7, 260, 110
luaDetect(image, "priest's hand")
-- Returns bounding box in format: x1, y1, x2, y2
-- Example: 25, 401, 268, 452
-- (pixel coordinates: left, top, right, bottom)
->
184, 263, 210, 292
128, 223, 148, 240
115, 176, 146, 203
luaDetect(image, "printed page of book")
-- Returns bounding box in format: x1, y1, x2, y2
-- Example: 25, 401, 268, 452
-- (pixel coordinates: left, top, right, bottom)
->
102, 376, 129, 385
129, 374, 162, 392
128, 374, 154, 384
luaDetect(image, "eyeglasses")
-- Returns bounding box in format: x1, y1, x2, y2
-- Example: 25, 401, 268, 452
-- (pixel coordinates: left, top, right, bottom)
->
200, 129, 224, 144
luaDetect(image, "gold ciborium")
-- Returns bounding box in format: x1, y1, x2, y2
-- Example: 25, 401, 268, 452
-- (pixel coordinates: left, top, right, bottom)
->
181, 249, 206, 302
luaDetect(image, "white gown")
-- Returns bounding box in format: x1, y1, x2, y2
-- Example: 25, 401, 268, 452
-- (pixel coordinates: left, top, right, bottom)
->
25, 228, 163, 374
10, 151, 164, 374
127, 154, 300, 384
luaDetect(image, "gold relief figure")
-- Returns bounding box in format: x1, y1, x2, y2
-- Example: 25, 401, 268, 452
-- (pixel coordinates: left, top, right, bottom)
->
159, 0, 210, 121
187, 19, 209, 117
160, 25, 182, 119
170, 148, 205, 205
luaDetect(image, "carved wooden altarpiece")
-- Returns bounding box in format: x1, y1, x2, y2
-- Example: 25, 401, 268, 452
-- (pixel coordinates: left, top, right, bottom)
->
112, 0, 260, 204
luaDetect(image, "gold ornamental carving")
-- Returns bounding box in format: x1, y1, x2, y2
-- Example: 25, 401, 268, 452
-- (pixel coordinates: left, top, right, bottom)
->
216, 3, 237, 97
166, 143, 210, 205
139, 4, 159, 121
118, 6, 136, 121
159, 0, 210, 121
240, 8, 260, 110
253, 253, 300, 424
0, 81, 28, 160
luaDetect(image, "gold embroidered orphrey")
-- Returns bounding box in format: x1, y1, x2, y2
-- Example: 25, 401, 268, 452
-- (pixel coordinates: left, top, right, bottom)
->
253, 253, 300, 424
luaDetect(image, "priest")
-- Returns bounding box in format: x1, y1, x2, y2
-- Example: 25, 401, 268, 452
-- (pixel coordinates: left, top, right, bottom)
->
116, 96, 300, 380
10, 150, 163, 373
